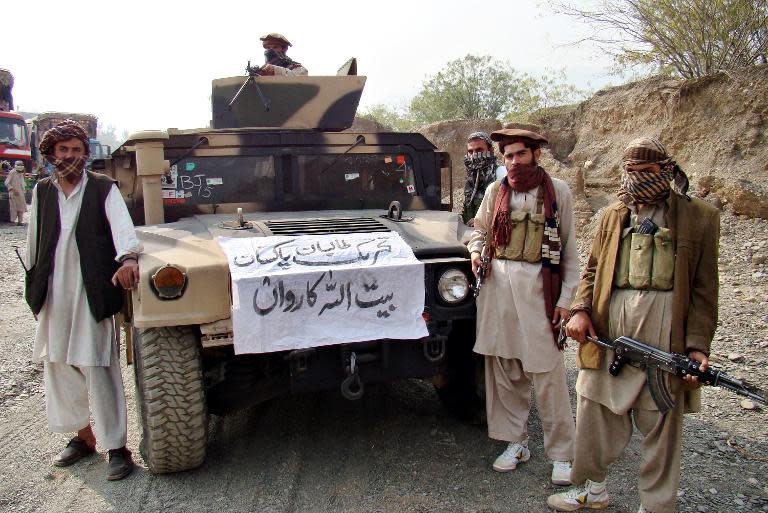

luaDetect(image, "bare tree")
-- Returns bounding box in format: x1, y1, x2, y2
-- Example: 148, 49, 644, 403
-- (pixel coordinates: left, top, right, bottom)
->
555, 0, 768, 78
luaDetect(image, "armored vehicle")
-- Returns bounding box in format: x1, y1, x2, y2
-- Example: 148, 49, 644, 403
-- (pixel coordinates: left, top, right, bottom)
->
101, 71, 479, 474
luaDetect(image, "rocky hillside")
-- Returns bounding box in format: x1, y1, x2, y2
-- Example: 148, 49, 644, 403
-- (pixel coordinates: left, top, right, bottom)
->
530, 65, 768, 218
407, 65, 768, 221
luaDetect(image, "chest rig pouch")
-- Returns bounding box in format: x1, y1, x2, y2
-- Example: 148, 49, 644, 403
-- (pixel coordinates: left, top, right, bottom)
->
494, 189, 545, 263
615, 225, 675, 290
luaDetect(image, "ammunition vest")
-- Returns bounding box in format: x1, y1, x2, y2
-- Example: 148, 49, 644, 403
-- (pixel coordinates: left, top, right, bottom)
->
25, 172, 124, 321
614, 225, 675, 291
494, 189, 545, 263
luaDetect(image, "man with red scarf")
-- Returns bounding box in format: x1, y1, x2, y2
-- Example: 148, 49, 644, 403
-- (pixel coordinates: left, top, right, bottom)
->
468, 129, 578, 485
25, 120, 141, 481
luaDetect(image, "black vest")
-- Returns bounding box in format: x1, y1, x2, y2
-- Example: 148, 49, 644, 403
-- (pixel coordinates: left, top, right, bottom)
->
25, 172, 124, 322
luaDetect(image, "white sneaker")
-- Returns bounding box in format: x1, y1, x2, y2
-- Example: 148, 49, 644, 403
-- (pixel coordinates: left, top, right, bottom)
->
551, 460, 573, 486
492, 441, 530, 472
546, 479, 609, 511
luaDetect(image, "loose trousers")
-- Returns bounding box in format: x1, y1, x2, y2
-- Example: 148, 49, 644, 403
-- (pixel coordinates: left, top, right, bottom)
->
485, 356, 575, 462
570, 394, 684, 513
43, 348, 128, 451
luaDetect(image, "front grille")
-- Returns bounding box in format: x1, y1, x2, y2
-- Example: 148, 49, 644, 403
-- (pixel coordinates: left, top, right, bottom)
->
265, 217, 390, 235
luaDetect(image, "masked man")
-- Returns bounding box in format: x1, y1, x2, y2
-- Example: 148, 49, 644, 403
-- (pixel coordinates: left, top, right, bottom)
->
468, 129, 578, 485
462, 131, 498, 226
548, 137, 718, 513
4, 160, 27, 225
25, 120, 142, 481
259, 33, 308, 76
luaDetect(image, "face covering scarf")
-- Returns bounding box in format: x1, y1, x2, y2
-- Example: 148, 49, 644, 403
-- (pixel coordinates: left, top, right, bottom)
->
47, 156, 87, 183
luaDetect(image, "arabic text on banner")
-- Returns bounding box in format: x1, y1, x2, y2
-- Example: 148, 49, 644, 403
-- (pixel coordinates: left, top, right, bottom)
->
218, 232, 428, 354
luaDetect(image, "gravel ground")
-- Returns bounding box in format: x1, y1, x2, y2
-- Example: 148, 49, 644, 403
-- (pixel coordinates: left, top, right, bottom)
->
0, 209, 766, 513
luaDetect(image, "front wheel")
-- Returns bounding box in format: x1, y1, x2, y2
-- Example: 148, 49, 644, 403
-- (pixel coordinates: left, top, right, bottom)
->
132, 326, 208, 473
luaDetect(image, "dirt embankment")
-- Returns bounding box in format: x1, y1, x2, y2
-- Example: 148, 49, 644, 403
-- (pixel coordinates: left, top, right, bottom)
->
413, 65, 768, 221
530, 65, 768, 218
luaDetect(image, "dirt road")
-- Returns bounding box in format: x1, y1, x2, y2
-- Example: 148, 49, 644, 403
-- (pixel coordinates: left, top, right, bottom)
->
1, 216, 767, 513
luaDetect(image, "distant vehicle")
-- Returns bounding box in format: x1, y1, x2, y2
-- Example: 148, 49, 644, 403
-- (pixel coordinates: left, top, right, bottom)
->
0, 68, 14, 112
0, 111, 32, 173
88, 138, 111, 163
0, 69, 34, 221
28, 111, 109, 173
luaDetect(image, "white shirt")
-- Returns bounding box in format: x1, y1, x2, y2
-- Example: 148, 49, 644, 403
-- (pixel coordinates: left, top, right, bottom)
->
26, 173, 142, 366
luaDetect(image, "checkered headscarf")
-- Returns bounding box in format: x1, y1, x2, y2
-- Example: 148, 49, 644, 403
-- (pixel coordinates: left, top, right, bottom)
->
38, 120, 91, 157
617, 137, 689, 205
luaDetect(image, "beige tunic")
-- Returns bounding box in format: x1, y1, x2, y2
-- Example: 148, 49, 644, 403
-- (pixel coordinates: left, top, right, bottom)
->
4, 168, 27, 214
575, 203, 674, 414
468, 178, 579, 373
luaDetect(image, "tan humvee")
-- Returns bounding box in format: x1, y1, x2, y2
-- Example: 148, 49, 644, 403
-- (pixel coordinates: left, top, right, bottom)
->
100, 71, 480, 474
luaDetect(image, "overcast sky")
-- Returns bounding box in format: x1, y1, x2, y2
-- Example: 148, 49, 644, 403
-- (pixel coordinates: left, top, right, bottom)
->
7, 0, 614, 136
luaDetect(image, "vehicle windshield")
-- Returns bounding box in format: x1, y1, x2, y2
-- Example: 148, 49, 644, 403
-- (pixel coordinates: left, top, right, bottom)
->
295, 153, 416, 199
0, 118, 28, 147
164, 153, 419, 209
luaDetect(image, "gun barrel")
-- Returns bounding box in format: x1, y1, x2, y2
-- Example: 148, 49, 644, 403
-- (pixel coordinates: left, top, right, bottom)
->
702, 370, 768, 405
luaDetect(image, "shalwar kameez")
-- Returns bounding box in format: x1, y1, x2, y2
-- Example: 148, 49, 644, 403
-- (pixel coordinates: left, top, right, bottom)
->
26, 173, 141, 450
468, 176, 579, 462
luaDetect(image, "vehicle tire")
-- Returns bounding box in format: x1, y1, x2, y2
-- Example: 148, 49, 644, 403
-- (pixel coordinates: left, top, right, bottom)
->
132, 326, 207, 473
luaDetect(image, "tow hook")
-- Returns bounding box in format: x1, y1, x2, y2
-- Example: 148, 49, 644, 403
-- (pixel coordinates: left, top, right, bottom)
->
340, 352, 364, 400
422, 337, 446, 362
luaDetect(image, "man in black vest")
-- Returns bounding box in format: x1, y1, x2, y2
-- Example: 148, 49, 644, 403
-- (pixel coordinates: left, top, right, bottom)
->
25, 120, 141, 481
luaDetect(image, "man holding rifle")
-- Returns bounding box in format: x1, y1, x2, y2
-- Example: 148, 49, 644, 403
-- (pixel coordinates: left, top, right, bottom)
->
548, 137, 719, 513
468, 129, 579, 485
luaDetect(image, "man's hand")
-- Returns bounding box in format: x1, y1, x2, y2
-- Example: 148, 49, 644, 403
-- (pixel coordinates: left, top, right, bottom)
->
471, 251, 481, 276
551, 307, 570, 329
466, 218, 475, 227
685, 350, 709, 383
565, 311, 597, 343
471, 250, 491, 278
260, 64, 275, 76
112, 259, 139, 290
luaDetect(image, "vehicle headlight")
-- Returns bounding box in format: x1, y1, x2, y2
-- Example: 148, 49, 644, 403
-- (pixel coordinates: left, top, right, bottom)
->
437, 268, 470, 304
151, 264, 187, 300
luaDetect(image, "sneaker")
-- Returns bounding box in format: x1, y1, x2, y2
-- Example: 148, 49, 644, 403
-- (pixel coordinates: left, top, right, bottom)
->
53, 436, 96, 467
551, 460, 573, 486
547, 480, 609, 511
106, 447, 134, 481
492, 441, 530, 472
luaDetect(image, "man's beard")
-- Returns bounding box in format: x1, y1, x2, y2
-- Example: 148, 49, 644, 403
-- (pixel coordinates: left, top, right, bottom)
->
47, 156, 87, 183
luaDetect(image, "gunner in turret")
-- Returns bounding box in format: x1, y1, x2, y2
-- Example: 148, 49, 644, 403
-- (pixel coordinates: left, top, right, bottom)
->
259, 33, 308, 76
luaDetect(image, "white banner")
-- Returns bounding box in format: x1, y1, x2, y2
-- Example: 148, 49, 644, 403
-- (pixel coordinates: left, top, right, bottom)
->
218, 232, 428, 354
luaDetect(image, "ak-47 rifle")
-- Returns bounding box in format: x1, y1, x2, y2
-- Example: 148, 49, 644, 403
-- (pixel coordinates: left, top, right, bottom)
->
562, 329, 768, 413
228, 60, 271, 112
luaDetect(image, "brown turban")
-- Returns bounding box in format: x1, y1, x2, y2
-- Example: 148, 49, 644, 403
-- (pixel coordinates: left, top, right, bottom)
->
39, 120, 90, 157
